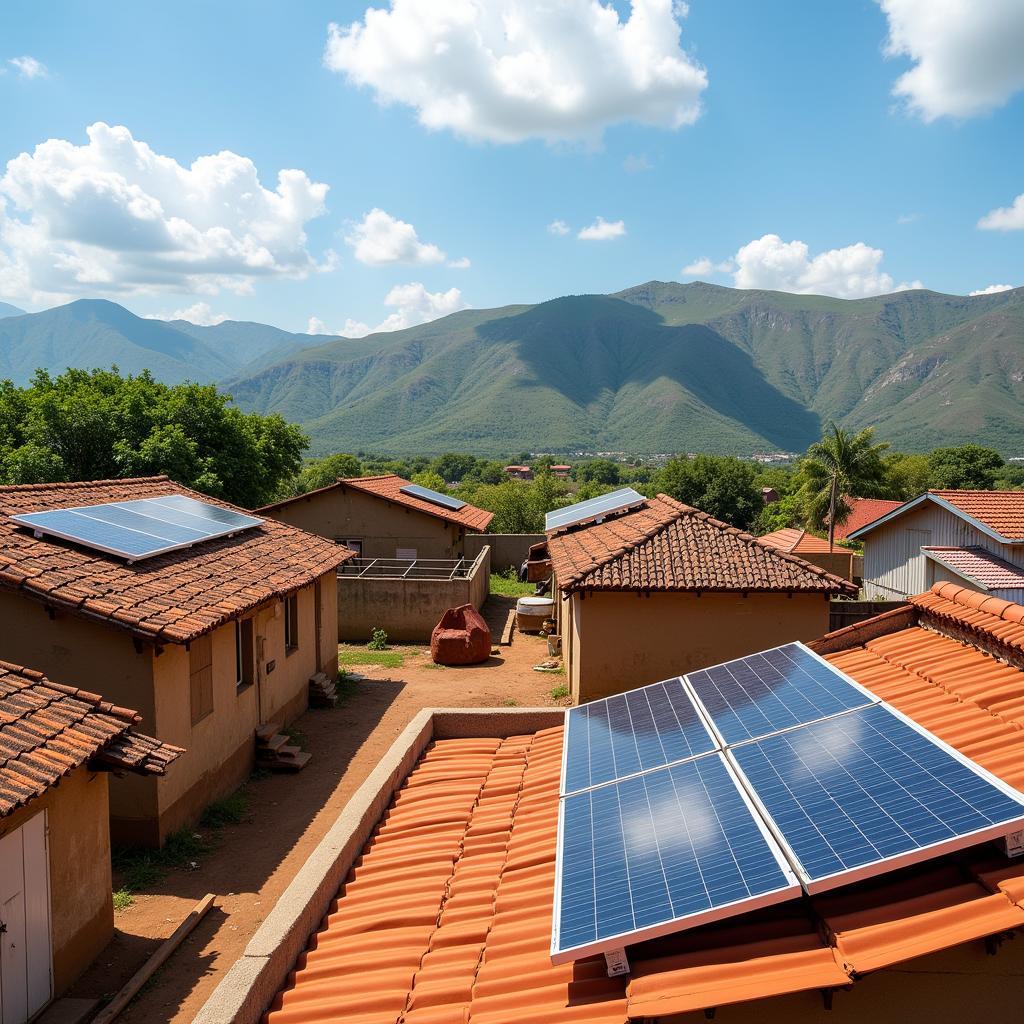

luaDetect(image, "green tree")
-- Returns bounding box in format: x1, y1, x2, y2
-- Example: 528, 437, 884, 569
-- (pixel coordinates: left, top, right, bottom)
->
294, 453, 363, 494
655, 455, 762, 529
927, 444, 1004, 490
411, 470, 448, 492
882, 452, 931, 500
0, 367, 307, 508
430, 452, 478, 482
799, 424, 889, 549
573, 459, 621, 486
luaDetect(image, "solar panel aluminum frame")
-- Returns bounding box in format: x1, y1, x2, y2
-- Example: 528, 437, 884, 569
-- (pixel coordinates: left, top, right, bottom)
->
724, 701, 1024, 896
549, 753, 801, 965
11, 499, 263, 564
544, 487, 646, 535
681, 642, 881, 750
558, 677, 721, 797
398, 483, 467, 511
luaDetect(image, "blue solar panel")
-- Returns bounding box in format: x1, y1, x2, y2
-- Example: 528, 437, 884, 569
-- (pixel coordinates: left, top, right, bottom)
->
685, 643, 874, 745
399, 484, 466, 511
730, 703, 1024, 893
552, 754, 799, 963
562, 680, 718, 795
545, 487, 645, 534
11, 496, 263, 562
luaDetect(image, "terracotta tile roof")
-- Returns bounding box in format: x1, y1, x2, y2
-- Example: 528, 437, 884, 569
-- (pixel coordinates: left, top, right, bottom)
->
0, 659, 181, 816
758, 526, 846, 555
0, 476, 352, 644
259, 474, 493, 532
929, 490, 1024, 540
265, 611, 1024, 1024
546, 494, 855, 595
832, 497, 903, 541
924, 546, 1024, 591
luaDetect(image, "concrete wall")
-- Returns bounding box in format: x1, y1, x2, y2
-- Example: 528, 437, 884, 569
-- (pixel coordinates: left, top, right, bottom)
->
564, 589, 832, 703
338, 548, 490, 643
465, 533, 545, 572
0, 575, 334, 847
265, 485, 468, 560
796, 549, 856, 581
0, 768, 113, 995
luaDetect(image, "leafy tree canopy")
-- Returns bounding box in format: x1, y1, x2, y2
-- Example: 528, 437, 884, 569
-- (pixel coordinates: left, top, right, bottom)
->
573, 458, 621, 486
0, 367, 307, 508
429, 452, 479, 482
294, 453, 363, 494
927, 444, 1004, 490
654, 454, 761, 530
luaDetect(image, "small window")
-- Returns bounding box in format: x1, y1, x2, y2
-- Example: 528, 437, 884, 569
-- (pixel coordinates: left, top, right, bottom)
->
284, 594, 299, 653
235, 618, 255, 691
337, 538, 362, 557
396, 547, 417, 560
189, 633, 214, 726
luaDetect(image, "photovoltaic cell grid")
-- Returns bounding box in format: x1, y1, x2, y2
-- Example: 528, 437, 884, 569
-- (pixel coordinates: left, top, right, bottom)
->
11, 495, 263, 562
553, 754, 799, 962
561, 679, 718, 795
398, 483, 467, 511
730, 702, 1024, 892
544, 487, 646, 534
686, 642, 875, 745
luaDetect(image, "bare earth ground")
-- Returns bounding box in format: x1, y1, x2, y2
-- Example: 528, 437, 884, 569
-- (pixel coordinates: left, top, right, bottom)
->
69, 621, 563, 1023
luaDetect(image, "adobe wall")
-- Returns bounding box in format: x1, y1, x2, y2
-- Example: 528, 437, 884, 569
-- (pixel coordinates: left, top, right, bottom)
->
465, 532, 545, 572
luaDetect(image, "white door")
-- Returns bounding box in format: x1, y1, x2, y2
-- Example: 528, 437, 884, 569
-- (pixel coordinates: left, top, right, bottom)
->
0, 812, 52, 1023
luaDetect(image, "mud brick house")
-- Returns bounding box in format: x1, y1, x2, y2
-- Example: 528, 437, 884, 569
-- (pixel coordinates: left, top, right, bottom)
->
0, 660, 179, 1022
0, 476, 351, 846
198, 582, 1024, 1024
543, 493, 855, 702
258, 473, 493, 560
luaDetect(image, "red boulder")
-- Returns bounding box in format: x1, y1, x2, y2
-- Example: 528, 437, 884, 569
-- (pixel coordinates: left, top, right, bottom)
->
431, 604, 492, 665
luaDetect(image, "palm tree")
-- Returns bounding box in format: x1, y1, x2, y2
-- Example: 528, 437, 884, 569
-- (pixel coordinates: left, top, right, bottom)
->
800, 424, 889, 550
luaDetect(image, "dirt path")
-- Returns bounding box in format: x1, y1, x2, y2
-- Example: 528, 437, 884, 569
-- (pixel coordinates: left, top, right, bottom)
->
69, 624, 563, 1023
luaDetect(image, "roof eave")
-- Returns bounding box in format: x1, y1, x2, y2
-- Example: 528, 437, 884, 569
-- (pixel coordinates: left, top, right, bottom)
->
848, 491, 1022, 545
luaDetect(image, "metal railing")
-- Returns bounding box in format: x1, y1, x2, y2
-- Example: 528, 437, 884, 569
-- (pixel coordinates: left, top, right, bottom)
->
339, 556, 475, 581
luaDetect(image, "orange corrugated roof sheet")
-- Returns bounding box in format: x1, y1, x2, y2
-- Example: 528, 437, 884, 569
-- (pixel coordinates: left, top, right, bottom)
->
265, 592, 1024, 1023
546, 494, 856, 595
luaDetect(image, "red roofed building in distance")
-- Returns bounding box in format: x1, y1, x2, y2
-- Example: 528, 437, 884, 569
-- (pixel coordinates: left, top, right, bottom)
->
0, 476, 349, 846
504, 464, 534, 480
849, 490, 1024, 602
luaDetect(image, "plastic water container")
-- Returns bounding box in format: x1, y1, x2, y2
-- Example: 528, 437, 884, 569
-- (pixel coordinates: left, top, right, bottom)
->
516, 596, 554, 633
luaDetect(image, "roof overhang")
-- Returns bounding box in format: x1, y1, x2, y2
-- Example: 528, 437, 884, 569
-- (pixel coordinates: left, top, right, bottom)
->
847, 492, 1024, 546
922, 547, 1024, 594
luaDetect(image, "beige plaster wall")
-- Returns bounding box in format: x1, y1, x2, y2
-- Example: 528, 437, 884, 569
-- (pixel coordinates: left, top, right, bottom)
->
265, 486, 465, 559
0, 767, 113, 994
565, 590, 832, 702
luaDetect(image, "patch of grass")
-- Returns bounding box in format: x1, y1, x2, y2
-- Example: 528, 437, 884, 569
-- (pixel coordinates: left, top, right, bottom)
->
112, 888, 134, 912
200, 790, 250, 829
502, 697, 520, 707
421, 661, 446, 670
284, 725, 307, 747
549, 684, 570, 701
113, 827, 209, 895
490, 569, 535, 598
339, 647, 405, 669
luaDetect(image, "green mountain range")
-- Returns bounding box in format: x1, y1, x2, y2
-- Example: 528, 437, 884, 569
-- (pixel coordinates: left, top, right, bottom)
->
225, 281, 1024, 456
0, 299, 325, 386
3, 283, 1023, 456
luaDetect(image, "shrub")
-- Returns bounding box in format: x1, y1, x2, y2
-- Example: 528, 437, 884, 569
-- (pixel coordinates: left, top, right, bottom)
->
368, 627, 388, 650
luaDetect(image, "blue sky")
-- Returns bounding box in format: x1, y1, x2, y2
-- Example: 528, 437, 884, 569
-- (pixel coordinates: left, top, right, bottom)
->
1, 0, 1022, 334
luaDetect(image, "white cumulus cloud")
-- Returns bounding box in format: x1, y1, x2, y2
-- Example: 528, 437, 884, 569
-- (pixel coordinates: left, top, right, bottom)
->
878, 0, 1024, 120
578, 216, 625, 241
447, 256, 471, 269
682, 256, 734, 276
324, 0, 708, 144
978, 192, 1024, 230
8, 56, 48, 79
728, 234, 922, 299
147, 301, 228, 326
308, 282, 468, 340
345, 207, 447, 265
0, 122, 331, 304
547, 219, 570, 236
969, 283, 1015, 295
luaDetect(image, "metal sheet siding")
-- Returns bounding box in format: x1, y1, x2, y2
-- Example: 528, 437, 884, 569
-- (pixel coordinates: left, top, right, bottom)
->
861, 504, 1024, 599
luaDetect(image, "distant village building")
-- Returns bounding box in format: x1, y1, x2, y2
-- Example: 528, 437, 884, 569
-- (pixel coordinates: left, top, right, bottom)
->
550, 464, 572, 479
504, 465, 534, 480
758, 527, 858, 581
259, 473, 493, 560
0, 476, 348, 846
542, 493, 855, 702
849, 490, 1024, 601
761, 486, 780, 504
0, 660, 178, 1018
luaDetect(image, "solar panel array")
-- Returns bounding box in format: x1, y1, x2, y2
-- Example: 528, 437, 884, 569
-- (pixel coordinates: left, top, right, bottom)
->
553, 642, 1024, 964
686, 643, 874, 745
399, 483, 467, 511
561, 679, 718, 795
545, 487, 646, 534
11, 495, 264, 562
